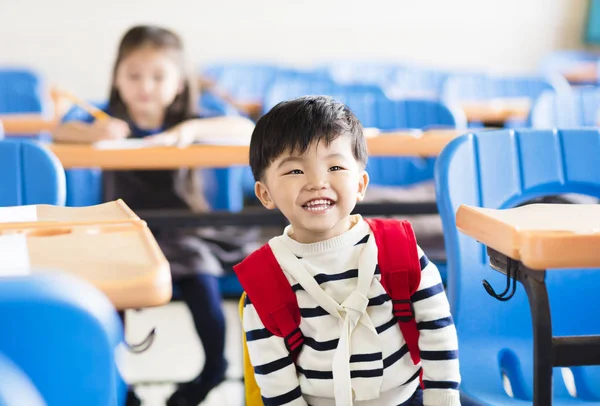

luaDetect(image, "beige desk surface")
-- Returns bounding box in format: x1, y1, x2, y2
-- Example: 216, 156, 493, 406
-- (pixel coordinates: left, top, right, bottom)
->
456, 204, 600, 270
561, 62, 598, 84
0, 200, 171, 310
460, 98, 531, 123
0, 222, 171, 310
48, 129, 464, 169
0, 200, 139, 230
0, 114, 57, 134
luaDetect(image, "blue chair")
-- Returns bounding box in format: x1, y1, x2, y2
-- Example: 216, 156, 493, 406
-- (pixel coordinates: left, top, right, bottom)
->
0, 273, 125, 406
0, 139, 65, 206
0, 68, 51, 116
322, 61, 400, 88
0, 352, 45, 406
387, 66, 450, 100
530, 87, 600, 128
435, 128, 600, 404
441, 73, 569, 127
538, 51, 599, 84
0, 68, 53, 141
366, 98, 465, 188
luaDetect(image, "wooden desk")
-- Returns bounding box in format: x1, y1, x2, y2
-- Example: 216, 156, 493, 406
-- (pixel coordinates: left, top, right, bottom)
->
460, 98, 530, 124
561, 62, 598, 85
48, 129, 465, 169
0, 114, 57, 134
0, 200, 171, 310
456, 203, 600, 405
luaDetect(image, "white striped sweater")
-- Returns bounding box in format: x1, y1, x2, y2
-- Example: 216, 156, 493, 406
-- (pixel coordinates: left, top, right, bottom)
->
243, 216, 461, 406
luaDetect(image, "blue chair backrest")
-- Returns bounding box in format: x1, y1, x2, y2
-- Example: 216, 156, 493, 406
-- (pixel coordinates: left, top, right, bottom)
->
0, 273, 125, 406
0, 68, 50, 116
365, 98, 465, 187
0, 352, 45, 406
435, 129, 600, 402
207, 63, 281, 102
538, 50, 599, 79
387, 67, 449, 100
530, 86, 600, 128
0, 139, 66, 206
323, 62, 400, 88
441, 73, 562, 104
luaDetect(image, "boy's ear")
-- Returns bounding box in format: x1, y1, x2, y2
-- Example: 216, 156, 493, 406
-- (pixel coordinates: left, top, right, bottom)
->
357, 170, 369, 202
255, 181, 276, 210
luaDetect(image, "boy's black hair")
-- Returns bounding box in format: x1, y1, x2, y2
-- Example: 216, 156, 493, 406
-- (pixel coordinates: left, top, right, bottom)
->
249, 95, 368, 181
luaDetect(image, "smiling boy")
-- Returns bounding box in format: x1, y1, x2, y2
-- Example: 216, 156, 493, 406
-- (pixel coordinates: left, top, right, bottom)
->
234, 96, 461, 406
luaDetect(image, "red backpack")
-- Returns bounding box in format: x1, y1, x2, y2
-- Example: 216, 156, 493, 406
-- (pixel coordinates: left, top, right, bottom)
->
234, 218, 422, 369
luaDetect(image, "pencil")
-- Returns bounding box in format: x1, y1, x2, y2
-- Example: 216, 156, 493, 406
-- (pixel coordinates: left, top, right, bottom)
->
54, 88, 111, 121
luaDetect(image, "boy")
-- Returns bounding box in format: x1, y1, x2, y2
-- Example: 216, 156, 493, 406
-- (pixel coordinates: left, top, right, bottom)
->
235, 96, 460, 406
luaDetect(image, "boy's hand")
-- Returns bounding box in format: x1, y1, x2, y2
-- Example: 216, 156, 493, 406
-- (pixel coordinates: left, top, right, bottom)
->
91, 118, 130, 141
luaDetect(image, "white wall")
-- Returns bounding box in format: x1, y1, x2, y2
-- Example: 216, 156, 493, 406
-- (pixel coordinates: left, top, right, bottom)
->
0, 0, 591, 100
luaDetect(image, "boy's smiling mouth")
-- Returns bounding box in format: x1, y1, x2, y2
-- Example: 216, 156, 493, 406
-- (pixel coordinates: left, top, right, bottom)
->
302, 198, 336, 213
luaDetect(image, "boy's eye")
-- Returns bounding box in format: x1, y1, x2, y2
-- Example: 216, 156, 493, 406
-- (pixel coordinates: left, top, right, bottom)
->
329, 166, 343, 171
154, 75, 164, 82
287, 169, 303, 175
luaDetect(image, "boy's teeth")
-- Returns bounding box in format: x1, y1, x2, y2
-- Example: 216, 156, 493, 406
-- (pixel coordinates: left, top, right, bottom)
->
306, 199, 331, 207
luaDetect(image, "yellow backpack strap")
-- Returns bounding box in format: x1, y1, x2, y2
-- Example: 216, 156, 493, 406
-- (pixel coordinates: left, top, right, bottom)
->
239, 292, 264, 406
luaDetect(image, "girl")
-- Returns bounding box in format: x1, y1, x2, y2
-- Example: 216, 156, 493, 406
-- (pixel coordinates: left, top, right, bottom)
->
54, 25, 256, 406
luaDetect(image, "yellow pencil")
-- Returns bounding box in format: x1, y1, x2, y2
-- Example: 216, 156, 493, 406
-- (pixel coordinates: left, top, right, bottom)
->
53, 88, 111, 121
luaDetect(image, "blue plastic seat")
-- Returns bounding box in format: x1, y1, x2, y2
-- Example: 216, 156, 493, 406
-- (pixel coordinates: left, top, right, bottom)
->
365, 97, 465, 188
322, 61, 400, 88
441, 73, 570, 127
435, 128, 600, 404
0, 68, 51, 117
538, 51, 599, 84
387, 66, 450, 100
0, 273, 125, 406
0, 139, 65, 206
0, 352, 45, 406
530, 87, 600, 128
0, 68, 53, 141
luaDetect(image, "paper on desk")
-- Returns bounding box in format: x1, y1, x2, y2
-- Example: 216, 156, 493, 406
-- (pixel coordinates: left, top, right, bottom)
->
94, 137, 250, 149
0, 205, 37, 223
0, 234, 31, 276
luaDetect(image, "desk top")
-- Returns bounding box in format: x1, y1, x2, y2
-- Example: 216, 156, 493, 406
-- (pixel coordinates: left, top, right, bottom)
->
561, 62, 598, 84
456, 204, 600, 270
460, 98, 531, 124
0, 200, 139, 229
0, 221, 171, 310
0, 200, 171, 310
48, 129, 465, 169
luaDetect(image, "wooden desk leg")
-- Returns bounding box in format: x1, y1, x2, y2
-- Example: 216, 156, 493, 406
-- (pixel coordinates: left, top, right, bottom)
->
520, 269, 553, 406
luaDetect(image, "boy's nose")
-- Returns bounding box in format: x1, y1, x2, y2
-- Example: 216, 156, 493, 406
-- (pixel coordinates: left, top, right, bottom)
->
306, 177, 329, 190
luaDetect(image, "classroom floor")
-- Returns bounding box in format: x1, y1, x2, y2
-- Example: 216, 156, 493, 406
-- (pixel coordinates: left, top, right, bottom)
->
122, 300, 244, 406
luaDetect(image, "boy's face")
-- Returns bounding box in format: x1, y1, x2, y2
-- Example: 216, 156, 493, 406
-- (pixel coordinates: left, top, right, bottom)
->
255, 135, 369, 243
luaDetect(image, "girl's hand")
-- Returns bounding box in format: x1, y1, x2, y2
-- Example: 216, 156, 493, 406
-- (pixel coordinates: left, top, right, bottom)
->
144, 123, 195, 148
91, 118, 130, 141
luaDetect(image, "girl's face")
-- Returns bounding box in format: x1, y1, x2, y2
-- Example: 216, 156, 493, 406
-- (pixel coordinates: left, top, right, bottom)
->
114, 46, 183, 120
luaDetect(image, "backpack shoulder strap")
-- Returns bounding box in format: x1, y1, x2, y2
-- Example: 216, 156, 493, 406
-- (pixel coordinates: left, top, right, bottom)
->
365, 218, 421, 365
233, 244, 303, 355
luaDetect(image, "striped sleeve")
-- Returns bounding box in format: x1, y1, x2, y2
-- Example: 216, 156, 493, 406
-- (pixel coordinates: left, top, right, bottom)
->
242, 296, 308, 406
412, 245, 461, 406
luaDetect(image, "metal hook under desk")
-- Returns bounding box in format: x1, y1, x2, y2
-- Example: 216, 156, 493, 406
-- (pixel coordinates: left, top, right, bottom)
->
482, 257, 518, 301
